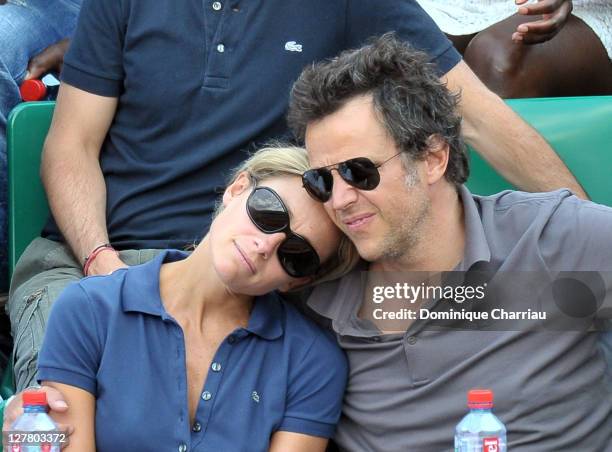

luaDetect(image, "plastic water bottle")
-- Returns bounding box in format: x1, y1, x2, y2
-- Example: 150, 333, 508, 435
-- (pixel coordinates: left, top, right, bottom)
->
454, 389, 507, 452
8, 391, 61, 452
19, 74, 60, 102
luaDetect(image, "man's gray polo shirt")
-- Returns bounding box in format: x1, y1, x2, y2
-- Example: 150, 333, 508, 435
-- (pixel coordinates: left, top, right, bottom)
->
308, 187, 612, 451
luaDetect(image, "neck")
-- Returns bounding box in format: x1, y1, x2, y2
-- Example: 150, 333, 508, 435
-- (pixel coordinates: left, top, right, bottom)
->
159, 237, 252, 330
373, 183, 465, 273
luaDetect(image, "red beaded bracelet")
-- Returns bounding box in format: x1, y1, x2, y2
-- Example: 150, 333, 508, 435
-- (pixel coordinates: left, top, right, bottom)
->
83, 243, 117, 276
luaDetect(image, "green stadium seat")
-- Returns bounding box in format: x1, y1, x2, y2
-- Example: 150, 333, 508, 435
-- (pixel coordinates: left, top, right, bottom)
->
466, 96, 612, 207
1, 101, 54, 405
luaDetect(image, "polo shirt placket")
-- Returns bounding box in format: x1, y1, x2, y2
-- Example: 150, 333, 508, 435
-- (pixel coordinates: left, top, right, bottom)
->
202, 0, 244, 89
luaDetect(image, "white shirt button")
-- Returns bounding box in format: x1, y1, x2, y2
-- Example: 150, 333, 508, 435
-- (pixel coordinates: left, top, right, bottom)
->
201, 391, 212, 401
212, 1, 222, 10
211, 362, 221, 372
216, 43, 225, 53
192, 422, 202, 432
178, 443, 187, 452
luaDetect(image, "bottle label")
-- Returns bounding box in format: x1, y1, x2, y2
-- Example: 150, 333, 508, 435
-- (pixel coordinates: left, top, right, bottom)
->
483, 437, 499, 452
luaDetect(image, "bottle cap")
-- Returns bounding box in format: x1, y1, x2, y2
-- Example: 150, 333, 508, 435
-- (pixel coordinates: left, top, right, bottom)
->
20, 79, 47, 101
467, 388, 493, 408
22, 390, 48, 406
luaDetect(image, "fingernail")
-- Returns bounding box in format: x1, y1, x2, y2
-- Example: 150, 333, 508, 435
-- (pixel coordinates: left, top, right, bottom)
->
55, 400, 68, 409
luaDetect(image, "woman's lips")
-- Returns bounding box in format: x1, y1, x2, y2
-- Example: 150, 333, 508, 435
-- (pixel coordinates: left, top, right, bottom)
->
234, 241, 256, 274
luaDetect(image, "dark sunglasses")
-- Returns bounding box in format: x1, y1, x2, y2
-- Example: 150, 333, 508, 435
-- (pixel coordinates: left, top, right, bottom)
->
246, 186, 321, 278
302, 152, 402, 202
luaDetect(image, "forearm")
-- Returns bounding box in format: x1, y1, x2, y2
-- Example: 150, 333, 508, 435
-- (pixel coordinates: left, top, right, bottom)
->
41, 140, 110, 264
445, 61, 587, 198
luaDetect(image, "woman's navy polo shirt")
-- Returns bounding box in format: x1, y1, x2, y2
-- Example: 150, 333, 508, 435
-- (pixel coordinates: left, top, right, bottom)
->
38, 250, 348, 451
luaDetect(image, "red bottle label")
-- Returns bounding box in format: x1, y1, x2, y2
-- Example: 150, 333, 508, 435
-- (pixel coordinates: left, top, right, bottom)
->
483, 437, 499, 452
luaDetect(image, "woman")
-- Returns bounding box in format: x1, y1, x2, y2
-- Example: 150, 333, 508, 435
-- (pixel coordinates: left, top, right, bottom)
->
36, 146, 359, 451
418, 0, 612, 97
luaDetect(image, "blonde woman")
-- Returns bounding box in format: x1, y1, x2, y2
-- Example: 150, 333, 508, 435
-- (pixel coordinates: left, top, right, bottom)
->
35, 146, 358, 451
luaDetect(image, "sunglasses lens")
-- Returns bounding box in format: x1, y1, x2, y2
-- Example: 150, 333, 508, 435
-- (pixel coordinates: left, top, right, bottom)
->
278, 234, 320, 277
340, 158, 380, 190
247, 188, 289, 233
302, 169, 333, 202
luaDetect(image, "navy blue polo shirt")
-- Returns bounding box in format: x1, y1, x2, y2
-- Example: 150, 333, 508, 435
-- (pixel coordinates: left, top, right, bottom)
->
43, 0, 460, 249
37, 250, 348, 451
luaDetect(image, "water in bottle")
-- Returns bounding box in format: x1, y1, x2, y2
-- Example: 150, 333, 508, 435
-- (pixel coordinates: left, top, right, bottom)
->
9, 390, 61, 452
454, 388, 507, 452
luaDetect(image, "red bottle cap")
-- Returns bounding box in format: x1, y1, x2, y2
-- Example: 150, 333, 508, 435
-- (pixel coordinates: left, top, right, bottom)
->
467, 389, 493, 408
20, 79, 47, 101
22, 390, 48, 406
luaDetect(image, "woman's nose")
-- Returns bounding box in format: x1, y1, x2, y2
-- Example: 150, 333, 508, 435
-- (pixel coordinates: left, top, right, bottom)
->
253, 232, 285, 258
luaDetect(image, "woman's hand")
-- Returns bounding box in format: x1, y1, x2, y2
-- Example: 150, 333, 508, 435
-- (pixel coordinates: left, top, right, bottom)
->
512, 0, 573, 44
3, 386, 73, 449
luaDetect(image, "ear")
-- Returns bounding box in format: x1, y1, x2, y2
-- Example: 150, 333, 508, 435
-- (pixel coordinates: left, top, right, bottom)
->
277, 276, 313, 293
424, 134, 450, 185
222, 172, 252, 207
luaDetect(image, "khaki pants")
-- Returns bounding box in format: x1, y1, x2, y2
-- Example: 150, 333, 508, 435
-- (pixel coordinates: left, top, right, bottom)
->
6, 237, 163, 390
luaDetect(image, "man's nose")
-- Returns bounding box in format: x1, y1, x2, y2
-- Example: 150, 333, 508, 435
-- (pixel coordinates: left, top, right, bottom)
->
330, 171, 358, 211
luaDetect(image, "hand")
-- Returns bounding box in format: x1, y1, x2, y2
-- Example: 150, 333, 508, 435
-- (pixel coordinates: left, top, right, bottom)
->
3, 386, 73, 449
86, 249, 128, 276
513, 0, 573, 44
25, 38, 71, 80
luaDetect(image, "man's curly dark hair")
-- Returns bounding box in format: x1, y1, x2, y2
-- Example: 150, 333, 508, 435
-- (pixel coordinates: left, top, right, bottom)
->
288, 32, 469, 186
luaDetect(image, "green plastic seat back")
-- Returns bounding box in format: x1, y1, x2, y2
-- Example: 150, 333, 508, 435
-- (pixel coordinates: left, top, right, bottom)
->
7, 101, 54, 279
1, 102, 54, 405
466, 96, 612, 207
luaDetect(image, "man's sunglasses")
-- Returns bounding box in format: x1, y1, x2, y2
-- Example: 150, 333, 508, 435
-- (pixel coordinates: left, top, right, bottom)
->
246, 186, 321, 278
302, 152, 402, 202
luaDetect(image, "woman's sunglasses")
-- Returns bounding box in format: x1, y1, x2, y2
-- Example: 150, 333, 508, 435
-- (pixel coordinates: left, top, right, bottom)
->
302, 152, 402, 202
246, 186, 321, 278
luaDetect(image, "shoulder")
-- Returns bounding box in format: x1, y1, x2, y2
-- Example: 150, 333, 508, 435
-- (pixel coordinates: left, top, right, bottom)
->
477, 188, 612, 228
53, 269, 129, 320
280, 299, 347, 370
476, 189, 612, 269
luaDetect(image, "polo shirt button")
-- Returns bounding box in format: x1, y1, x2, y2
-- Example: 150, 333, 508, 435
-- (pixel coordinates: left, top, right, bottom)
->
211, 362, 221, 372
201, 391, 212, 401
192, 422, 202, 432
178, 443, 187, 452
212, 1, 222, 10
216, 44, 225, 53
228, 335, 236, 344
407, 336, 418, 345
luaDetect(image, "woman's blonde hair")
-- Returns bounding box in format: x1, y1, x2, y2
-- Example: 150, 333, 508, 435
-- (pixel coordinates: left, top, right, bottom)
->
220, 144, 360, 287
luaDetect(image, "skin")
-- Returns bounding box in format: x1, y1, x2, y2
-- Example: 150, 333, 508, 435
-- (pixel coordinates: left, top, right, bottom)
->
446, 0, 612, 97
305, 95, 467, 333
30, 174, 339, 451
24, 39, 71, 80
305, 95, 465, 274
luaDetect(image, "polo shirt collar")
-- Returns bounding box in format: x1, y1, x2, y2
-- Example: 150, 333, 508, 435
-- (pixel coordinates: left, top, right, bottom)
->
122, 250, 186, 317
245, 292, 284, 340
308, 186, 493, 320
121, 250, 284, 339
456, 185, 491, 271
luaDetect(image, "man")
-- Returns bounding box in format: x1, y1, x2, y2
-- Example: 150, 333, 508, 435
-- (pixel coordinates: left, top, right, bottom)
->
287, 34, 611, 450
4, 0, 585, 421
